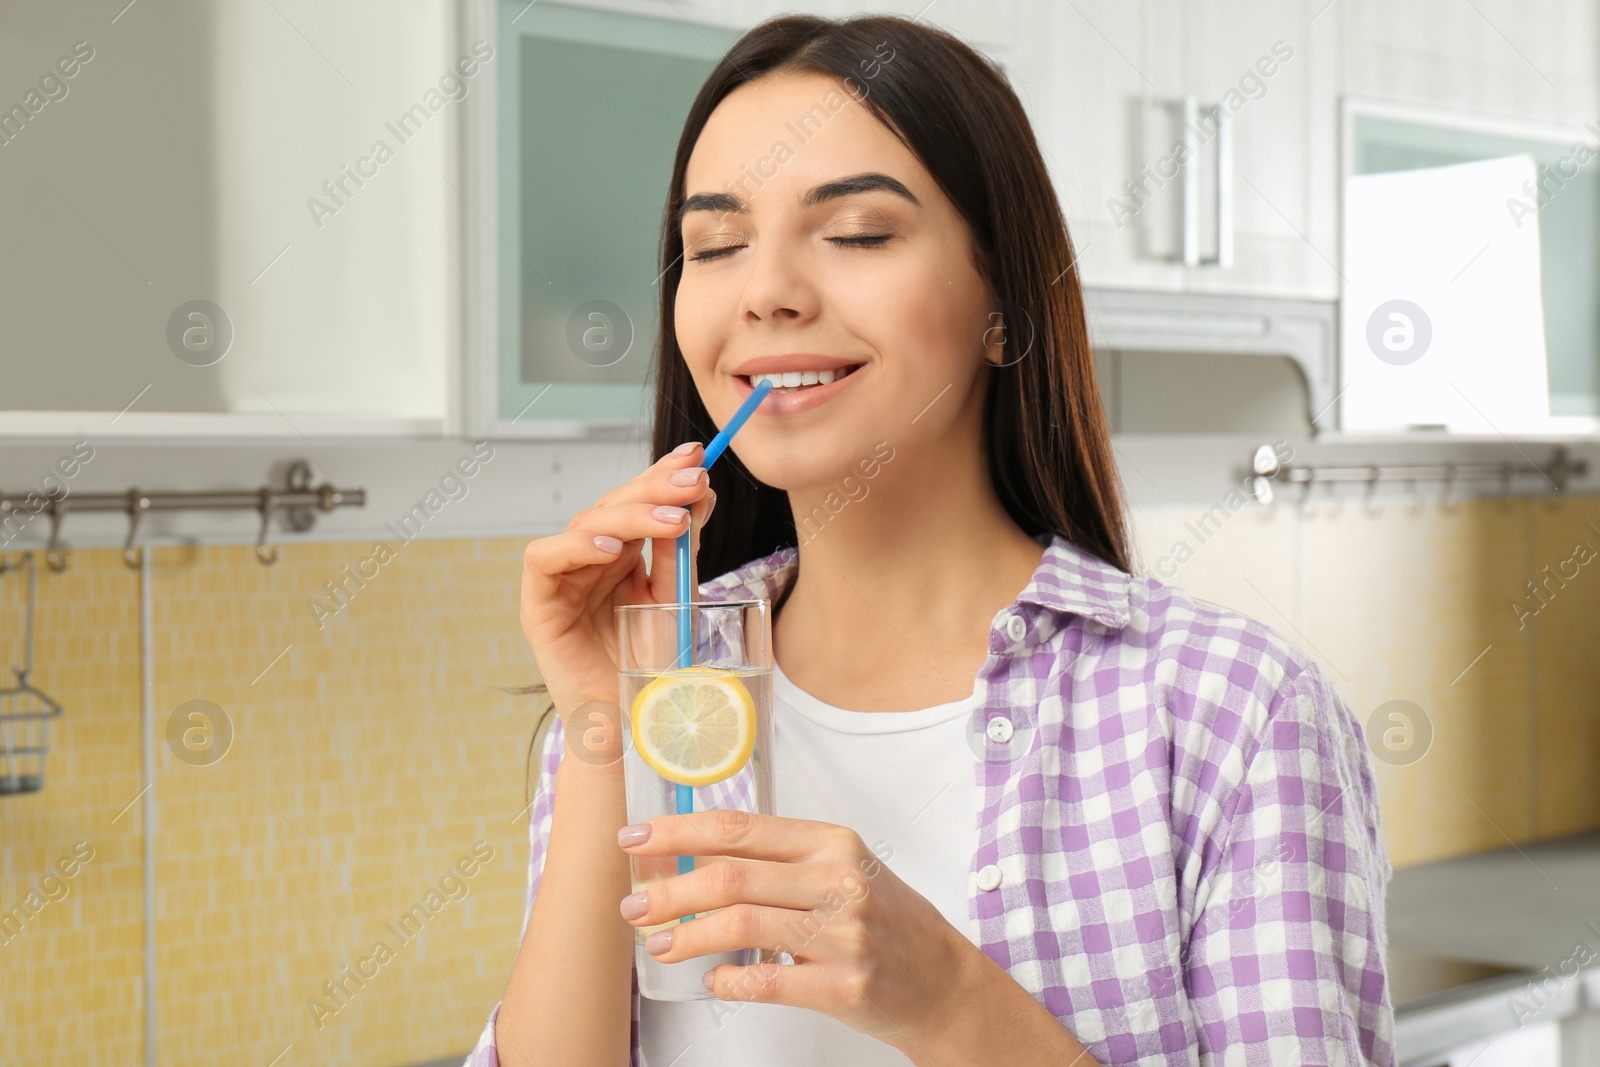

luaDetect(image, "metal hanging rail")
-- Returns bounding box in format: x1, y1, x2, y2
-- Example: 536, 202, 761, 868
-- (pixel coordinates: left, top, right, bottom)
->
1248, 445, 1588, 507
0, 460, 365, 571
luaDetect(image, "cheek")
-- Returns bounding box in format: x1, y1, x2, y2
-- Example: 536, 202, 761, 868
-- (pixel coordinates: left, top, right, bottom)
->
672, 281, 724, 371
830, 267, 974, 379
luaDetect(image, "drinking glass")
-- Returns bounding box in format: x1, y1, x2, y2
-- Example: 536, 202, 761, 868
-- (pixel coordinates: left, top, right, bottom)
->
616, 598, 777, 1001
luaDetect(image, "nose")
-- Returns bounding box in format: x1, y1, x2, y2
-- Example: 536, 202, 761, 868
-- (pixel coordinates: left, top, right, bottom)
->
737, 236, 819, 327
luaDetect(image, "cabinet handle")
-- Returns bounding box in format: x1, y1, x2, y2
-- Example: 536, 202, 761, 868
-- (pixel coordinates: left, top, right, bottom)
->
1179, 95, 1200, 268
1206, 102, 1233, 269
1173, 95, 1233, 270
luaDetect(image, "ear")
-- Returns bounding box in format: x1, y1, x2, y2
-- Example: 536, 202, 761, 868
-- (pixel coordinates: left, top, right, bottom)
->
982, 310, 1007, 365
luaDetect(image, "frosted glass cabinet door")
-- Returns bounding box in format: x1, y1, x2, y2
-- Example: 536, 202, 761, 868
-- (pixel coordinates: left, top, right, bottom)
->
1346, 104, 1600, 425
487, 0, 738, 436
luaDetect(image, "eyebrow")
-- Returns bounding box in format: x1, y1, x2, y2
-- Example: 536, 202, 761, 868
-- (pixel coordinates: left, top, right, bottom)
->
677, 171, 920, 225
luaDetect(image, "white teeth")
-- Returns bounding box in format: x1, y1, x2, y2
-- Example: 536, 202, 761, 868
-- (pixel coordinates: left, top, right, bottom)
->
748, 366, 858, 390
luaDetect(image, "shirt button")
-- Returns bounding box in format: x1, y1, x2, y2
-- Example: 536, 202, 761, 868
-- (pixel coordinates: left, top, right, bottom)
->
986, 716, 1014, 743
1005, 614, 1026, 642
977, 864, 1003, 892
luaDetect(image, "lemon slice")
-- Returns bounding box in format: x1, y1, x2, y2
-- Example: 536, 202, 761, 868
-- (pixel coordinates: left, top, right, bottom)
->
630, 666, 756, 787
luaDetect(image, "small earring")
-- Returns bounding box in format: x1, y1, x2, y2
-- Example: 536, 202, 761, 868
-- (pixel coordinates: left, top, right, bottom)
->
986, 323, 1007, 365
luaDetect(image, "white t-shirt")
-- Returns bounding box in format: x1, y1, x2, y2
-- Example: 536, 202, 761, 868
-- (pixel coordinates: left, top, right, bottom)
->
639, 658, 982, 1066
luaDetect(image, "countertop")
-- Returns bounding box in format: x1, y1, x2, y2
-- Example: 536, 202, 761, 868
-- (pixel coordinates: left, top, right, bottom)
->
1387, 830, 1600, 1063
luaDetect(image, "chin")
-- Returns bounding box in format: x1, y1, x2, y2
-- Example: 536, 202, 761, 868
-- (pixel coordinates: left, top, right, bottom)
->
735, 439, 874, 495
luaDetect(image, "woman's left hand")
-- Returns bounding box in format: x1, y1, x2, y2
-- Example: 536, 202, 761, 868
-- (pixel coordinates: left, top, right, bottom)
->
617, 808, 977, 1051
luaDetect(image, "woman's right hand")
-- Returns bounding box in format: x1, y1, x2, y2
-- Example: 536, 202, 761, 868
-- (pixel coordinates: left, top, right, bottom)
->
519, 441, 717, 752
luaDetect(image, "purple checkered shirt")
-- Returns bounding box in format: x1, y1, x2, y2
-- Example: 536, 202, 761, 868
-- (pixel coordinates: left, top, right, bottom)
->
464, 534, 1394, 1065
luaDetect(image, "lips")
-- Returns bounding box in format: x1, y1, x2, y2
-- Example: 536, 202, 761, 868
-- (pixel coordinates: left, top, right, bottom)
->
733, 362, 868, 415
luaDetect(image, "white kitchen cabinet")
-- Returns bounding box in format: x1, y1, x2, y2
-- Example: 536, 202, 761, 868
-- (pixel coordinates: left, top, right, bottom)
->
1177, 0, 1341, 299
1030, 0, 1186, 294
1016, 0, 1337, 300
1339, 0, 1597, 126
0, 0, 461, 438
1029, 0, 1599, 305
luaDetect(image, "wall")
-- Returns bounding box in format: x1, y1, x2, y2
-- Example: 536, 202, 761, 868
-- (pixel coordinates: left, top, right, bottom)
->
3, 493, 1599, 1063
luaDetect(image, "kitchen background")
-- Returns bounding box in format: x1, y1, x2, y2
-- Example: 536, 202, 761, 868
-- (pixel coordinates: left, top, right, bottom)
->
3, 1, 1600, 1065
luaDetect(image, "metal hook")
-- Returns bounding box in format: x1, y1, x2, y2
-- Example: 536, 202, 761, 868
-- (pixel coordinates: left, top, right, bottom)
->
1548, 447, 1572, 494
1320, 476, 1345, 520
1363, 467, 1383, 517
123, 489, 150, 569
1440, 464, 1460, 514
44, 497, 70, 572
1297, 470, 1316, 519
1407, 477, 1428, 516
255, 488, 281, 565
1497, 462, 1516, 513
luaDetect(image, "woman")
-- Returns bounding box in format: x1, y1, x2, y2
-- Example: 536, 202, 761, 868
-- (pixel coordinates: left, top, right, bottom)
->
469, 12, 1392, 1067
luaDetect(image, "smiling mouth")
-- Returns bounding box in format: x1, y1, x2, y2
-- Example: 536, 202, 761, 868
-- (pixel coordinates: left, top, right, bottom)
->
736, 364, 865, 394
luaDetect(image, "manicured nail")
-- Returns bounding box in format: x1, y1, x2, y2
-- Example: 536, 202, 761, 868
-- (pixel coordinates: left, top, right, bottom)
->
702, 969, 716, 991
594, 535, 623, 554
620, 891, 648, 920
653, 506, 686, 523
618, 823, 652, 847
672, 441, 700, 456
645, 928, 673, 954
670, 468, 705, 486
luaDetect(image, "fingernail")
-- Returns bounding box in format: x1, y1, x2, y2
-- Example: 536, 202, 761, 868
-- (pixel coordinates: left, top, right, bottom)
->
645, 928, 673, 954
672, 441, 700, 456
670, 468, 705, 486
620, 891, 648, 920
653, 505, 686, 523
618, 823, 652, 847
705, 489, 716, 516
594, 535, 623, 554
702, 968, 716, 991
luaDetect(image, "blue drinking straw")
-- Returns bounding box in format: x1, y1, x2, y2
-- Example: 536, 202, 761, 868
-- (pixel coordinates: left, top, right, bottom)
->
672, 377, 772, 899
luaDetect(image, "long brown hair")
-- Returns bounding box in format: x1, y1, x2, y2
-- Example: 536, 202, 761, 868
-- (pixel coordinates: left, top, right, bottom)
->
514, 13, 1130, 796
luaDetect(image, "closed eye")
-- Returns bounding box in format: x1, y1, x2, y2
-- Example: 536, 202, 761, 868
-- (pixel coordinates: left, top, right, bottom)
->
688, 244, 741, 263
687, 233, 894, 263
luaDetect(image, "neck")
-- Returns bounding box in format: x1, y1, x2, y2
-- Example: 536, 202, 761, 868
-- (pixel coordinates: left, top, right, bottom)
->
773, 408, 1044, 703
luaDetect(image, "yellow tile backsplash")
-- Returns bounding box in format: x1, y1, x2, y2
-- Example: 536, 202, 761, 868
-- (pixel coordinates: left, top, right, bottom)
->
3, 495, 1597, 1063
3, 540, 537, 1066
